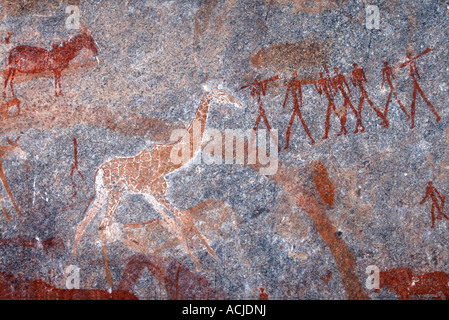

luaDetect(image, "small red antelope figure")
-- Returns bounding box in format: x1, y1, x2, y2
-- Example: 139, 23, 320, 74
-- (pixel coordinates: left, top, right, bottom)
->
3, 32, 98, 98
0, 97, 20, 117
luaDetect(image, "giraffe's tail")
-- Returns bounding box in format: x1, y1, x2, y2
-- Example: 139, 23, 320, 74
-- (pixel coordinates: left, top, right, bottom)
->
69, 169, 106, 263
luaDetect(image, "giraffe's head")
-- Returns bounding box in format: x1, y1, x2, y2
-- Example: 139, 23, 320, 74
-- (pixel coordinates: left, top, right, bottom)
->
203, 83, 242, 108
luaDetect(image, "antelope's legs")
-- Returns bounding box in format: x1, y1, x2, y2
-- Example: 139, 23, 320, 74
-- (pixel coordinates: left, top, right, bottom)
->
3, 69, 12, 99
8, 69, 16, 99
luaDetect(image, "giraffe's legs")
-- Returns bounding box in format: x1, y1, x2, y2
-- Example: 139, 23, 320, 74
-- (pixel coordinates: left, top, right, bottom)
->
156, 194, 218, 261
143, 193, 201, 269
182, 213, 219, 261
99, 189, 123, 289
143, 178, 218, 269
155, 178, 217, 260
70, 190, 107, 262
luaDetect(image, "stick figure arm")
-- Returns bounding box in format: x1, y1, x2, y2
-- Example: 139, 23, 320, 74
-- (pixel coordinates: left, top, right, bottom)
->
329, 80, 337, 95
257, 95, 263, 108
350, 74, 356, 87
314, 81, 322, 95
296, 84, 303, 103
415, 66, 420, 80
438, 195, 446, 213
261, 82, 269, 96
419, 189, 432, 204
249, 86, 257, 98
434, 188, 445, 202
343, 78, 352, 96
362, 69, 367, 83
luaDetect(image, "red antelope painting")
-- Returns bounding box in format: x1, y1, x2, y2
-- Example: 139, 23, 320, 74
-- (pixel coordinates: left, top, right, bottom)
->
3, 32, 98, 98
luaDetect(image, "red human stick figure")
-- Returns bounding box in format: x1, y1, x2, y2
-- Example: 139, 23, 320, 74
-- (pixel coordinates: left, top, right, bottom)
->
69, 138, 89, 199
400, 48, 441, 129
239, 75, 280, 148
381, 61, 409, 125
331, 67, 359, 135
282, 71, 315, 149
350, 63, 388, 128
314, 65, 340, 140
419, 181, 449, 228
240, 75, 279, 131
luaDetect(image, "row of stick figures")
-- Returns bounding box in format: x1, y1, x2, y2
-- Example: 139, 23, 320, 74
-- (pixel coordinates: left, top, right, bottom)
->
240, 48, 441, 150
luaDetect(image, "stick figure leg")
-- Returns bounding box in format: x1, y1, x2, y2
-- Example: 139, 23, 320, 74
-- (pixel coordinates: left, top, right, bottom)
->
383, 89, 392, 120
296, 110, 315, 145
284, 110, 296, 149
416, 85, 441, 122
337, 105, 348, 136
364, 90, 388, 127
323, 102, 332, 140
355, 96, 365, 133
392, 90, 409, 120
249, 111, 263, 154
410, 85, 418, 129
262, 111, 272, 131
431, 203, 436, 228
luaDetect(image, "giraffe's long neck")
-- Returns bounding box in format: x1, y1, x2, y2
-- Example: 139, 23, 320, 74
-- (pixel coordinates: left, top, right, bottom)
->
151, 92, 214, 174
184, 92, 213, 152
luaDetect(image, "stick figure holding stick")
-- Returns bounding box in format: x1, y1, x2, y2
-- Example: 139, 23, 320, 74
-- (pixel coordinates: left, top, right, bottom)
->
282, 71, 315, 149
400, 48, 441, 129
350, 63, 388, 129
332, 67, 359, 135
239, 75, 280, 151
419, 181, 449, 228
314, 65, 340, 140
